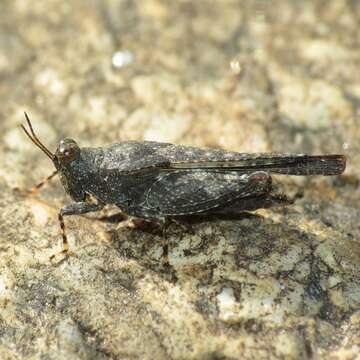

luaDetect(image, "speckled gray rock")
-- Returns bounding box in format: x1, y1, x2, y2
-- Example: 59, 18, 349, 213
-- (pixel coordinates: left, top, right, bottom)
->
0, 1, 359, 359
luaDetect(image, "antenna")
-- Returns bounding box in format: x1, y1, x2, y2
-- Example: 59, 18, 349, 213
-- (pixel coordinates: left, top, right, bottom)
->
21, 112, 54, 160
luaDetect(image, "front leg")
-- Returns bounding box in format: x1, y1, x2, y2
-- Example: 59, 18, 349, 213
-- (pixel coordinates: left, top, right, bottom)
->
60, 201, 105, 216
53, 201, 105, 259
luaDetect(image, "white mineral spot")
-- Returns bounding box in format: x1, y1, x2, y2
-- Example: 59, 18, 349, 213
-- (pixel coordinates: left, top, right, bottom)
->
217, 287, 235, 307
217, 287, 239, 322
112, 50, 134, 69
230, 59, 242, 74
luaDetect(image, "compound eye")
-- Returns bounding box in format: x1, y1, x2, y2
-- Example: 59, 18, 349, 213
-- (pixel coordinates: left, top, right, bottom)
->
62, 147, 75, 158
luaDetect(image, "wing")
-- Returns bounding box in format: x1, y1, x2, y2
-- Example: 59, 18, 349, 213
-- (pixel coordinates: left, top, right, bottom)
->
168, 154, 346, 176
145, 170, 271, 216
82, 141, 345, 176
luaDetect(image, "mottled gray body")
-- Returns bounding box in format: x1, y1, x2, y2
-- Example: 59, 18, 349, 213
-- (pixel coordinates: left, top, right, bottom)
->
58, 140, 345, 223
21, 114, 346, 257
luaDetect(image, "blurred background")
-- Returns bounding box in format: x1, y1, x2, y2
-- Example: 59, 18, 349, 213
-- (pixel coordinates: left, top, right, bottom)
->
0, 1, 359, 359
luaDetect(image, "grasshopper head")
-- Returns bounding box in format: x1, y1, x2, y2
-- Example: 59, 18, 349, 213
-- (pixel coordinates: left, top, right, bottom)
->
54, 138, 80, 167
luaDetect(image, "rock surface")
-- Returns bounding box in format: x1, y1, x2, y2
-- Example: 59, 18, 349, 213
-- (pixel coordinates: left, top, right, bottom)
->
0, 1, 359, 359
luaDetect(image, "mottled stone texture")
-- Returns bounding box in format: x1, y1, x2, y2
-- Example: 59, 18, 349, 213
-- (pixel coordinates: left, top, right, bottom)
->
0, 1, 359, 359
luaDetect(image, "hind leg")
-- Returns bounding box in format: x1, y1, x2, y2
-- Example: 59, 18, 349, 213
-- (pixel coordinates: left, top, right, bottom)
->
211, 191, 293, 214
201, 171, 275, 215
